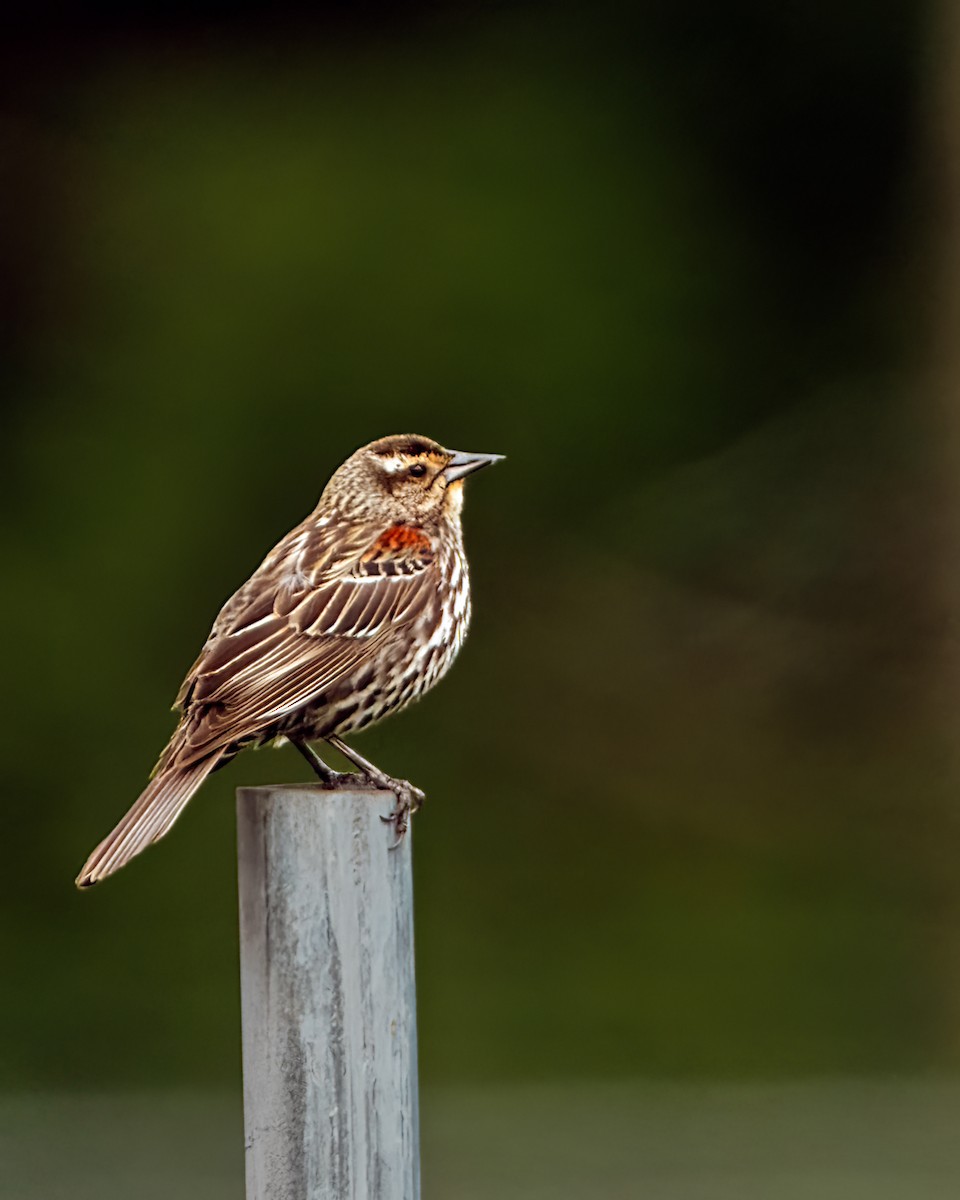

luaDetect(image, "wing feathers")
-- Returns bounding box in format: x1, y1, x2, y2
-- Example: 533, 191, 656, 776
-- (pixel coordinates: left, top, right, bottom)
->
78, 513, 441, 886
173, 515, 436, 762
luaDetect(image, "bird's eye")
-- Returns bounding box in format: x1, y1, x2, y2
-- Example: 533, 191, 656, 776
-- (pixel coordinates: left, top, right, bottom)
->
408, 463, 427, 478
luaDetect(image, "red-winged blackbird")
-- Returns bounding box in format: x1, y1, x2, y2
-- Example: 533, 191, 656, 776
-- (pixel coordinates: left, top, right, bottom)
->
76, 434, 503, 887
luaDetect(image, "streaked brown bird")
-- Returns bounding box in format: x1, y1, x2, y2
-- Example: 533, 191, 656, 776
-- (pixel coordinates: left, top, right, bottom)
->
76, 434, 503, 888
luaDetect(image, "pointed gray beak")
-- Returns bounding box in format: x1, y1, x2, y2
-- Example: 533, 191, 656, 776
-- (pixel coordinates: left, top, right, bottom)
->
442, 448, 505, 483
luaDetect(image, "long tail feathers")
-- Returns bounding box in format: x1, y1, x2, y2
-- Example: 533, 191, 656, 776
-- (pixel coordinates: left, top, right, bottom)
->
75, 755, 221, 888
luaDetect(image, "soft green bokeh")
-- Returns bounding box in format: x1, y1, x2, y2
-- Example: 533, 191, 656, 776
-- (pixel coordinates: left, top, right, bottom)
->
7, 1081, 960, 1199
2, 0, 945, 1133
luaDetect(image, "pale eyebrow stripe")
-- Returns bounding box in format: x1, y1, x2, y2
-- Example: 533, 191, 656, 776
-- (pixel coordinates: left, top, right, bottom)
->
379, 455, 407, 473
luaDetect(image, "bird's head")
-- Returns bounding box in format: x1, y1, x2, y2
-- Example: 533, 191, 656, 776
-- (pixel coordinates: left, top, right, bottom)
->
321, 434, 504, 525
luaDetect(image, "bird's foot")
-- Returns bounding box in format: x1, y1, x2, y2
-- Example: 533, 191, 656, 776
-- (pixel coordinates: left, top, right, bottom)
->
306, 759, 377, 790
292, 739, 363, 788
373, 776, 425, 847
320, 769, 370, 789
318, 736, 423, 845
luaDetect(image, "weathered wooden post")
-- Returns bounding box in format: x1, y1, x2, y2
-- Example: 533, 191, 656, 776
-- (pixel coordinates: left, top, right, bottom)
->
237, 784, 420, 1200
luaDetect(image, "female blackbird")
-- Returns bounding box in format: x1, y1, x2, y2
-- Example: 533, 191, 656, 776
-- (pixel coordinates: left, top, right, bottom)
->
76, 434, 502, 887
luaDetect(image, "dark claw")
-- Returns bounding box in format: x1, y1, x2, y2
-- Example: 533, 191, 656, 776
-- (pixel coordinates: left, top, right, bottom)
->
378, 784, 420, 848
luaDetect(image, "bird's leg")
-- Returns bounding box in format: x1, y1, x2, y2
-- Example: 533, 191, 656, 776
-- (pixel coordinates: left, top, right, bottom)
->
325, 734, 425, 842
291, 738, 348, 786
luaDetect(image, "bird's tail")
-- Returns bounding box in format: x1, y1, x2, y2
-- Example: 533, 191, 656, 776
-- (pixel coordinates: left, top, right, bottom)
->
75, 753, 221, 888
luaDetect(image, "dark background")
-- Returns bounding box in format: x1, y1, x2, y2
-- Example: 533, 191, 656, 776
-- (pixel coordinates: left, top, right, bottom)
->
4, 2, 960, 1195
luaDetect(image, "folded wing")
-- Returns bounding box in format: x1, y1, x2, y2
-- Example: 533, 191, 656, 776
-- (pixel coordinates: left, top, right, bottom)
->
167, 516, 436, 767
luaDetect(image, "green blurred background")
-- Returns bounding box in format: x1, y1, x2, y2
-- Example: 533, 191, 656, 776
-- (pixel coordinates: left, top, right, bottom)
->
5, 1, 960, 1194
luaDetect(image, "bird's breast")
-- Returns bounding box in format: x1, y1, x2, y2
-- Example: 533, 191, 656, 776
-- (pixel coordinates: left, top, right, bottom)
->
290, 540, 471, 739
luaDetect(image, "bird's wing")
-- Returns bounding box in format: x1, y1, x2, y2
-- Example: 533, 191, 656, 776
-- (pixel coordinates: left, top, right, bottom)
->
168, 516, 437, 766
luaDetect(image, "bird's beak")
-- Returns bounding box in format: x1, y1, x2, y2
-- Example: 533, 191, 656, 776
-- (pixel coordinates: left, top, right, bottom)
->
442, 449, 505, 483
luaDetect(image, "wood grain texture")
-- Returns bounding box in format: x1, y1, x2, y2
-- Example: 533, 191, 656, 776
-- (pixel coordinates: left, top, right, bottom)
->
237, 785, 420, 1200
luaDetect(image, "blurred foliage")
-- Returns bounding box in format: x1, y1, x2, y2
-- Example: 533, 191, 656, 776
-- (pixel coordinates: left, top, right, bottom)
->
1, 0, 950, 1095
7, 1081, 960, 1198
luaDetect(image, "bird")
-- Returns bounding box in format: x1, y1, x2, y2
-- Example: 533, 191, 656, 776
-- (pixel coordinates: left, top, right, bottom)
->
76, 434, 503, 888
